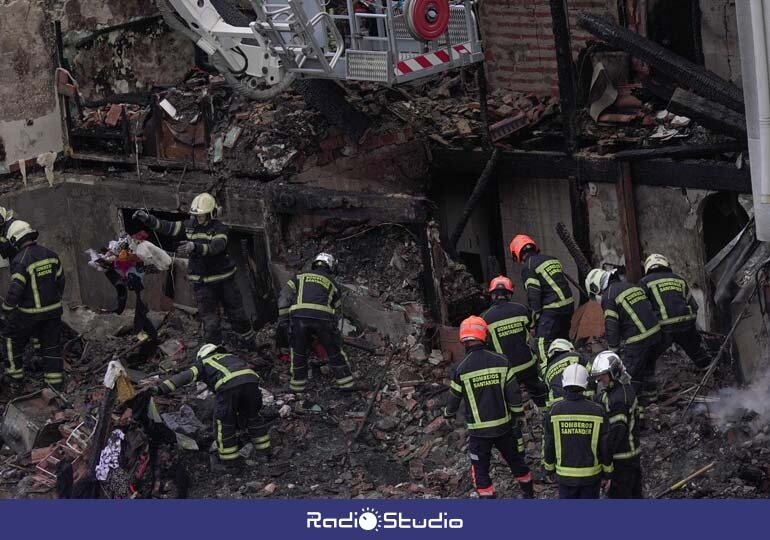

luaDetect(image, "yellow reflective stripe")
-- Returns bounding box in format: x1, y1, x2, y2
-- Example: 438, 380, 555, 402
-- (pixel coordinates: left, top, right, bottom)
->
616, 287, 652, 336
11, 273, 26, 284
290, 303, 335, 314
278, 307, 290, 316
18, 302, 62, 314
162, 380, 176, 391
509, 404, 524, 414
609, 413, 627, 424
254, 435, 270, 443
171, 221, 183, 236
556, 464, 603, 477
287, 280, 297, 292
467, 416, 511, 430
524, 278, 541, 289
190, 366, 199, 380
188, 267, 237, 283
487, 316, 529, 354
187, 233, 214, 240
44, 372, 63, 383
624, 324, 660, 345
659, 314, 697, 325
201, 244, 209, 256
551, 414, 603, 477
212, 234, 228, 241
604, 309, 619, 319
55, 265, 63, 277
534, 259, 570, 303
509, 356, 536, 375
543, 297, 574, 309
449, 380, 463, 394
460, 366, 510, 428
545, 355, 580, 383
650, 283, 669, 320
543, 461, 556, 471
214, 369, 258, 391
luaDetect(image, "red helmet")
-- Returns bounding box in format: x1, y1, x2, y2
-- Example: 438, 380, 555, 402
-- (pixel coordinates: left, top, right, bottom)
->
459, 316, 488, 342
489, 275, 514, 293
509, 234, 538, 262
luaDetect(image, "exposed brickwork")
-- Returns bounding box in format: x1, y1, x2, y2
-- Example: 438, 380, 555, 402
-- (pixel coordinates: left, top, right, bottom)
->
480, 0, 618, 95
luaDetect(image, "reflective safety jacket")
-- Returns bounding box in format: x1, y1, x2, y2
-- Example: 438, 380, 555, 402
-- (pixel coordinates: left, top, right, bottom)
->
0, 217, 18, 260
159, 352, 259, 395
279, 268, 342, 322
596, 381, 642, 462
444, 344, 524, 438
481, 299, 534, 372
543, 351, 593, 409
602, 281, 661, 349
543, 391, 613, 485
154, 217, 235, 284
521, 253, 574, 314
3, 243, 64, 320
639, 270, 698, 332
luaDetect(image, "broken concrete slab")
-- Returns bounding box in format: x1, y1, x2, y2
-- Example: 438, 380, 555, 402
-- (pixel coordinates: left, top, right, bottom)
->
342, 284, 411, 342
62, 305, 165, 339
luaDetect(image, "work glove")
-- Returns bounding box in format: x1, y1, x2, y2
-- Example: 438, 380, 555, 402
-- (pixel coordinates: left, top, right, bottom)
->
176, 241, 196, 257
133, 209, 150, 224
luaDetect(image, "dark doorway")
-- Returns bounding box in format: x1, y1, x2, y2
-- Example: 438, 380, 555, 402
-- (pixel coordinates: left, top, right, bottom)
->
228, 228, 278, 331
647, 0, 703, 64
702, 192, 750, 261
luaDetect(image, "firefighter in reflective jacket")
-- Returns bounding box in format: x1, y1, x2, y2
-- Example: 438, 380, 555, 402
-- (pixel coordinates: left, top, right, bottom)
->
0, 206, 18, 260
133, 193, 254, 347
542, 339, 593, 410
509, 235, 574, 366
640, 254, 709, 369
1, 221, 65, 389
543, 363, 612, 499
481, 276, 547, 409
153, 344, 269, 464
586, 268, 662, 402
279, 253, 354, 392
443, 316, 534, 499
591, 350, 643, 498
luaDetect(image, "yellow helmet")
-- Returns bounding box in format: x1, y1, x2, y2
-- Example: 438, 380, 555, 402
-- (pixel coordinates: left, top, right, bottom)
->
6, 220, 37, 246
0, 207, 13, 224
644, 253, 670, 274
189, 193, 218, 216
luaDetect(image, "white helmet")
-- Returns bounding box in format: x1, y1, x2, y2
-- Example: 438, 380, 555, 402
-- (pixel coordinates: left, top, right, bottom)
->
190, 193, 218, 216
562, 363, 589, 390
548, 338, 575, 357
585, 268, 611, 297
591, 350, 625, 380
0, 206, 13, 224
6, 220, 37, 247
197, 343, 219, 360
313, 252, 336, 272
644, 253, 670, 274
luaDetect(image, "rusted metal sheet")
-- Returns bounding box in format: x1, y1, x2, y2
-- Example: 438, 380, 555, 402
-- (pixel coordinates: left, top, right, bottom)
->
1, 390, 67, 455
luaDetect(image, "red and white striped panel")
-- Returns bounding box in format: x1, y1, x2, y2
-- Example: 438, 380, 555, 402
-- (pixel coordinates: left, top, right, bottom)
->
395, 42, 471, 77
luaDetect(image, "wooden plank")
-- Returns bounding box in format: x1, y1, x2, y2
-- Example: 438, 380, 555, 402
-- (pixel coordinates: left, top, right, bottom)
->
668, 88, 747, 139
549, 0, 579, 151
616, 161, 642, 282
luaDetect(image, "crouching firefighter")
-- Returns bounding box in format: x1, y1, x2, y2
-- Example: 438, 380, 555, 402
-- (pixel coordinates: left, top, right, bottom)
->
542, 339, 593, 410
482, 275, 547, 409
443, 316, 534, 499
132, 193, 255, 348
1, 221, 65, 389
509, 235, 575, 366
152, 344, 270, 465
543, 363, 612, 499
640, 254, 709, 369
591, 350, 643, 498
280, 253, 354, 392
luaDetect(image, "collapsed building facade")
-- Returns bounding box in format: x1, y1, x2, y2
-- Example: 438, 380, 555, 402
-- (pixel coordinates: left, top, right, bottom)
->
0, 0, 769, 499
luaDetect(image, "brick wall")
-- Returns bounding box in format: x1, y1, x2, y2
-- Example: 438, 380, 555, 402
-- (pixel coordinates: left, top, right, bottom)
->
480, 0, 618, 95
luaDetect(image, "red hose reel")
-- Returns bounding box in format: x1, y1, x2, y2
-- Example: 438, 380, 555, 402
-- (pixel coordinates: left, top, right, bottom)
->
404, 0, 450, 41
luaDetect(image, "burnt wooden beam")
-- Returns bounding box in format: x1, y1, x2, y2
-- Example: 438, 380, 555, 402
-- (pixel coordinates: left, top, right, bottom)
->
613, 142, 746, 161
577, 13, 745, 112
616, 162, 642, 282
667, 88, 747, 139
633, 159, 751, 192
549, 0, 580, 151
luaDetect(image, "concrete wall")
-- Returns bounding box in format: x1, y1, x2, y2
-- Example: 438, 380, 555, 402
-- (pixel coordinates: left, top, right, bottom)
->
480, 0, 617, 95
497, 177, 580, 304
700, 0, 741, 86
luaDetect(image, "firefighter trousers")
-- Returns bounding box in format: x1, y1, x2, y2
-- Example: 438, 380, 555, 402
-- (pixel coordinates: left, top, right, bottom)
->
622, 339, 663, 402
534, 308, 573, 367
214, 383, 270, 461
2, 314, 63, 387
468, 430, 531, 499
608, 460, 643, 499
663, 325, 709, 369
194, 277, 253, 346
289, 317, 353, 391
558, 481, 601, 499
513, 362, 548, 408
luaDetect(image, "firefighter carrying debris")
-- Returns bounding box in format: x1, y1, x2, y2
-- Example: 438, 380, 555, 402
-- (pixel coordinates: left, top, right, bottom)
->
133, 193, 256, 348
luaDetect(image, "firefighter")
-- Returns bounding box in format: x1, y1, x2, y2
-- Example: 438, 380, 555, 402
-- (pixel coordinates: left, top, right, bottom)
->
591, 350, 643, 498
640, 254, 709, 369
0, 206, 18, 260
280, 253, 354, 392
585, 268, 662, 403
509, 234, 574, 367
543, 363, 613, 499
1, 221, 65, 389
443, 316, 534, 499
132, 193, 255, 347
542, 339, 592, 410
481, 275, 547, 409
151, 343, 270, 466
